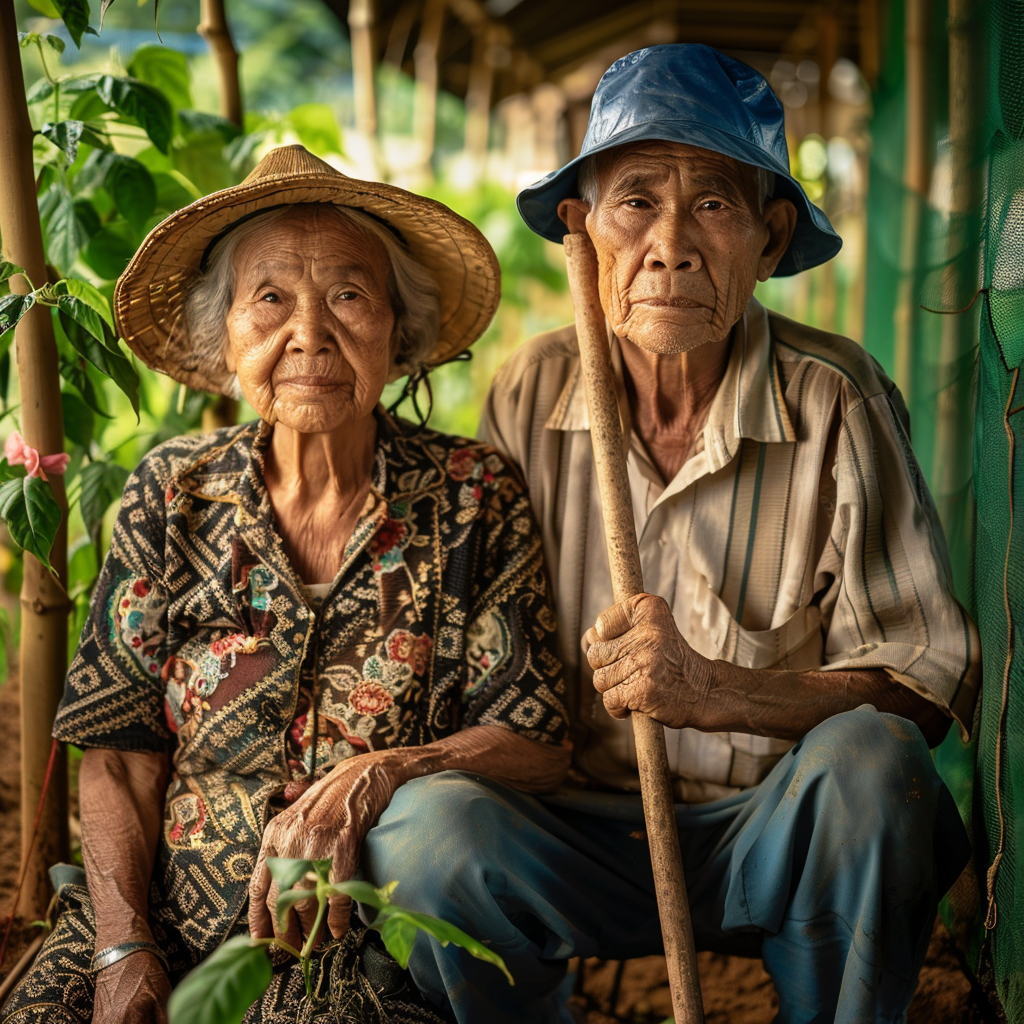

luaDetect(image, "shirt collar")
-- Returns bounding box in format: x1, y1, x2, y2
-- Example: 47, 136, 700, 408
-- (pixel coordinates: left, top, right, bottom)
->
545, 297, 796, 467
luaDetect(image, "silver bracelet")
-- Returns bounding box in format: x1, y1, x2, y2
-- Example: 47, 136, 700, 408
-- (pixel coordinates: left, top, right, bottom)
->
91, 941, 169, 973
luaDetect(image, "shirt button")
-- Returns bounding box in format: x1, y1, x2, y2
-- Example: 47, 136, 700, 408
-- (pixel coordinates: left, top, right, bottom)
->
658, 537, 667, 547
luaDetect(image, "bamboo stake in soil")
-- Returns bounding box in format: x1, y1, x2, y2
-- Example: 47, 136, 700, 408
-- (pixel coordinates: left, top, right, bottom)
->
564, 232, 704, 1024
0, 0, 70, 920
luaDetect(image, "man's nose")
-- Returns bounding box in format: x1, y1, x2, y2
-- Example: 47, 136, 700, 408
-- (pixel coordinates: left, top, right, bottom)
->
284, 296, 335, 354
643, 214, 701, 272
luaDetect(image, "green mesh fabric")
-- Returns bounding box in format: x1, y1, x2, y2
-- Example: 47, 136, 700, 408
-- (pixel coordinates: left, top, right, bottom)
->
863, 0, 1024, 1014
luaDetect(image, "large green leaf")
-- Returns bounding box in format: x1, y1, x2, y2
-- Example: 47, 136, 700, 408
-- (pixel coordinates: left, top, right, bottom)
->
104, 154, 156, 229
78, 460, 128, 545
324, 878, 388, 912
286, 104, 344, 156
168, 936, 272, 1024
82, 221, 137, 280
0, 476, 63, 571
26, 0, 61, 17
398, 910, 513, 985
61, 389, 95, 448
54, 0, 92, 48
95, 76, 173, 154
57, 306, 139, 416
58, 355, 110, 418
47, 190, 100, 272
127, 44, 192, 111
55, 278, 114, 330
0, 293, 36, 337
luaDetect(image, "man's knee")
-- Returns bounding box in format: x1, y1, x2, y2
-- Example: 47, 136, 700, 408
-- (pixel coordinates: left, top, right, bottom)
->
790, 705, 941, 824
363, 771, 519, 899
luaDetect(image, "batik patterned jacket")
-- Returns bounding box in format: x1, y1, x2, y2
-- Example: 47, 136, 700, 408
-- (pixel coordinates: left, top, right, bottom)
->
53, 414, 567, 972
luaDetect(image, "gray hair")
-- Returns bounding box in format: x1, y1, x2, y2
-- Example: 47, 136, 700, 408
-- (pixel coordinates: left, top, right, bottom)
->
184, 203, 441, 397
576, 153, 775, 212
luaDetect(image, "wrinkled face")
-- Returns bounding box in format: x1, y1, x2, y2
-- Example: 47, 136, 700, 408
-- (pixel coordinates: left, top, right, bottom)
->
580, 141, 794, 354
224, 206, 396, 434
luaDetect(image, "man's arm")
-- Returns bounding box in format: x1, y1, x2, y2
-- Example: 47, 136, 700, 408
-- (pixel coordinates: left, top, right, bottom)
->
585, 594, 953, 748
79, 747, 172, 1024
249, 726, 569, 950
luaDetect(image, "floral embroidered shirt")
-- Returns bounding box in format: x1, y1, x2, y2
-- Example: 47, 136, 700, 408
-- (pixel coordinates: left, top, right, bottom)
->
53, 414, 567, 969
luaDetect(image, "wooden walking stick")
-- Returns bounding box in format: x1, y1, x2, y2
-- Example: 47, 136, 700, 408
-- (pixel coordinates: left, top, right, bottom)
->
564, 231, 704, 1024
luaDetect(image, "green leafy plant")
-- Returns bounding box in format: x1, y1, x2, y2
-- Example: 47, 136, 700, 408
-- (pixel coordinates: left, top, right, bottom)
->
167, 858, 512, 1024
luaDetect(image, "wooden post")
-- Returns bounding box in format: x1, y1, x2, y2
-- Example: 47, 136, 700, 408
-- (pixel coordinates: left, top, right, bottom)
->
198, 0, 241, 433
932, 0, 984, 577
0, 0, 70, 919
465, 24, 499, 177
564, 232, 704, 1024
198, 0, 242, 126
414, 0, 446, 177
893, 0, 931, 406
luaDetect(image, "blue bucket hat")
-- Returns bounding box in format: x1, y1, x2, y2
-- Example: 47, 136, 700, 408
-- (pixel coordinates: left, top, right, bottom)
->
517, 44, 841, 277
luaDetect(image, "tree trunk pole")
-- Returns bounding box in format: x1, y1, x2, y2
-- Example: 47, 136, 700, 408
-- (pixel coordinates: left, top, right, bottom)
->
893, 0, 931, 406
414, 0, 446, 177
197, 0, 240, 432
198, 0, 242, 126
0, 0, 70, 919
564, 232, 704, 1024
464, 24, 497, 180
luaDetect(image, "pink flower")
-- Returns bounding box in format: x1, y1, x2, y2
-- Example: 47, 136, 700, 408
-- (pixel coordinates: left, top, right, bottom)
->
348, 681, 394, 715
4, 430, 69, 481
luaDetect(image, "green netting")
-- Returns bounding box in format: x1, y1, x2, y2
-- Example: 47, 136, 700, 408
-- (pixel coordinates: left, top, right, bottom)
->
863, 0, 1024, 1015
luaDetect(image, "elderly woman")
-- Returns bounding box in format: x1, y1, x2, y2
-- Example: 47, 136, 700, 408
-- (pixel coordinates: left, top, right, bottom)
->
2, 145, 569, 1024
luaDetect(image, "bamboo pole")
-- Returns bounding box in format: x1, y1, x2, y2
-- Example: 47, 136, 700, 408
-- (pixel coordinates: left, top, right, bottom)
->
893, 0, 931, 407
564, 232, 704, 1024
198, 0, 242, 126
465, 24, 498, 177
0, 0, 70, 919
198, 0, 241, 433
414, 0, 446, 176
931, 0, 984, 582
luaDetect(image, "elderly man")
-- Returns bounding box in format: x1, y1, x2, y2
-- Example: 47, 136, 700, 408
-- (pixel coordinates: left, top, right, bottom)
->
364, 45, 978, 1024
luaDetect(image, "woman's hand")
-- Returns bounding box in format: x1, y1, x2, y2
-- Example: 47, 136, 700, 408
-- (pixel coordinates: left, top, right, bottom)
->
92, 951, 171, 1024
249, 751, 404, 950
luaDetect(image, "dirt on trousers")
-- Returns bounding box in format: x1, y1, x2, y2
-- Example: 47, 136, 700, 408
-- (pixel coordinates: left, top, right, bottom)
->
0, 667, 992, 1021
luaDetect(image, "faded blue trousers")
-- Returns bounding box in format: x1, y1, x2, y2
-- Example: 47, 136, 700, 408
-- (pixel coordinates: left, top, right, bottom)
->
362, 707, 970, 1024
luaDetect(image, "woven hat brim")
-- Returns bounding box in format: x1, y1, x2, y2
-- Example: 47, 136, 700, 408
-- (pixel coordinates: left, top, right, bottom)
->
114, 174, 501, 395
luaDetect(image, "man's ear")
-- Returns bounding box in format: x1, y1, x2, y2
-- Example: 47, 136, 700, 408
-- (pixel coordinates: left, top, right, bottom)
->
558, 197, 590, 236
757, 198, 798, 281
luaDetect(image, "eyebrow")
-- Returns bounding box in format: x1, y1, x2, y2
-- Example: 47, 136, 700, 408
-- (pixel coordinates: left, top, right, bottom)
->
243, 260, 375, 281
603, 169, 748, 203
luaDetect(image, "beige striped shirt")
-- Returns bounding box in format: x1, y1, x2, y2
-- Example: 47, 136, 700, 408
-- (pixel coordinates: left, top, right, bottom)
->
480, 298, 980, 802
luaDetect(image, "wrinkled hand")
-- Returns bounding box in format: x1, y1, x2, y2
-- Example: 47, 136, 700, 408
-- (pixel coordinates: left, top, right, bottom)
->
92, 951, 170, 1024
249, 751, 404, 951
585, 593, 715, 728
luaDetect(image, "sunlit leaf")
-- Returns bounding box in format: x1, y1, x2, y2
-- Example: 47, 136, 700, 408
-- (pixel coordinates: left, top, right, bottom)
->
26, 79, 55, 104
265, 857, 313, 895
78, 460, 128, 546
40, 120, 84, 163
0, 293, 36, 337
55, 278, 114, 330
168, 936, 271, 1024
54, 0, 92, 48
26, 0, 61, 17
128, 43, 192, 111
104, 154, 157, 229
57, 307, 139, 416
0, 476, 63, 571
286, 104, 343, 156
95, 75, 173, 153
323, 879, 387, 911
379, 913, 418, 969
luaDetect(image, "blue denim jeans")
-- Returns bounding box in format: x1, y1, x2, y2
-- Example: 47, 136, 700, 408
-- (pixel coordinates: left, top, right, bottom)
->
363, 706, 970, 1024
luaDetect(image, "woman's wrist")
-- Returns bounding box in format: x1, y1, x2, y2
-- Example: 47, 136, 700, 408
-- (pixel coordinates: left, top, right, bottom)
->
92, 940, 168, 974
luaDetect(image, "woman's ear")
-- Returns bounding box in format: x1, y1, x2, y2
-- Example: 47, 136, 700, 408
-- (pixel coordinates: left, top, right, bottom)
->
558, 197, 591, 236
223, 335, 236, 373
757, 198, 798, 281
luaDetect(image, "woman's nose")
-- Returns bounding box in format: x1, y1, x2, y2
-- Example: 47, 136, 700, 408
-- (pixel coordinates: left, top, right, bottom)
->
284, 297, 335, 354
643, 213, 702, 273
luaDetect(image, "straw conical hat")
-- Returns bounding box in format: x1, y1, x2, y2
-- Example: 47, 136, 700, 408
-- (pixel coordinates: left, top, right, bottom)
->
114, 145, 501, 395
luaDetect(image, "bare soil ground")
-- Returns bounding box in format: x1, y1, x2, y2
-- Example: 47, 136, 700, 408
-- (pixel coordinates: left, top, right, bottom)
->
0, 668, 991, 1020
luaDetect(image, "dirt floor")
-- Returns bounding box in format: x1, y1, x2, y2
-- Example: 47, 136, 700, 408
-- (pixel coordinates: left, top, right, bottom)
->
0, 667, 992, 1020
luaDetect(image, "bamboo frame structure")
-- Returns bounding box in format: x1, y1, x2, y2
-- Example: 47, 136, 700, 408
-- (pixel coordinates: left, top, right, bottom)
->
413, 0, 446, 175
0, 0, 70, 919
